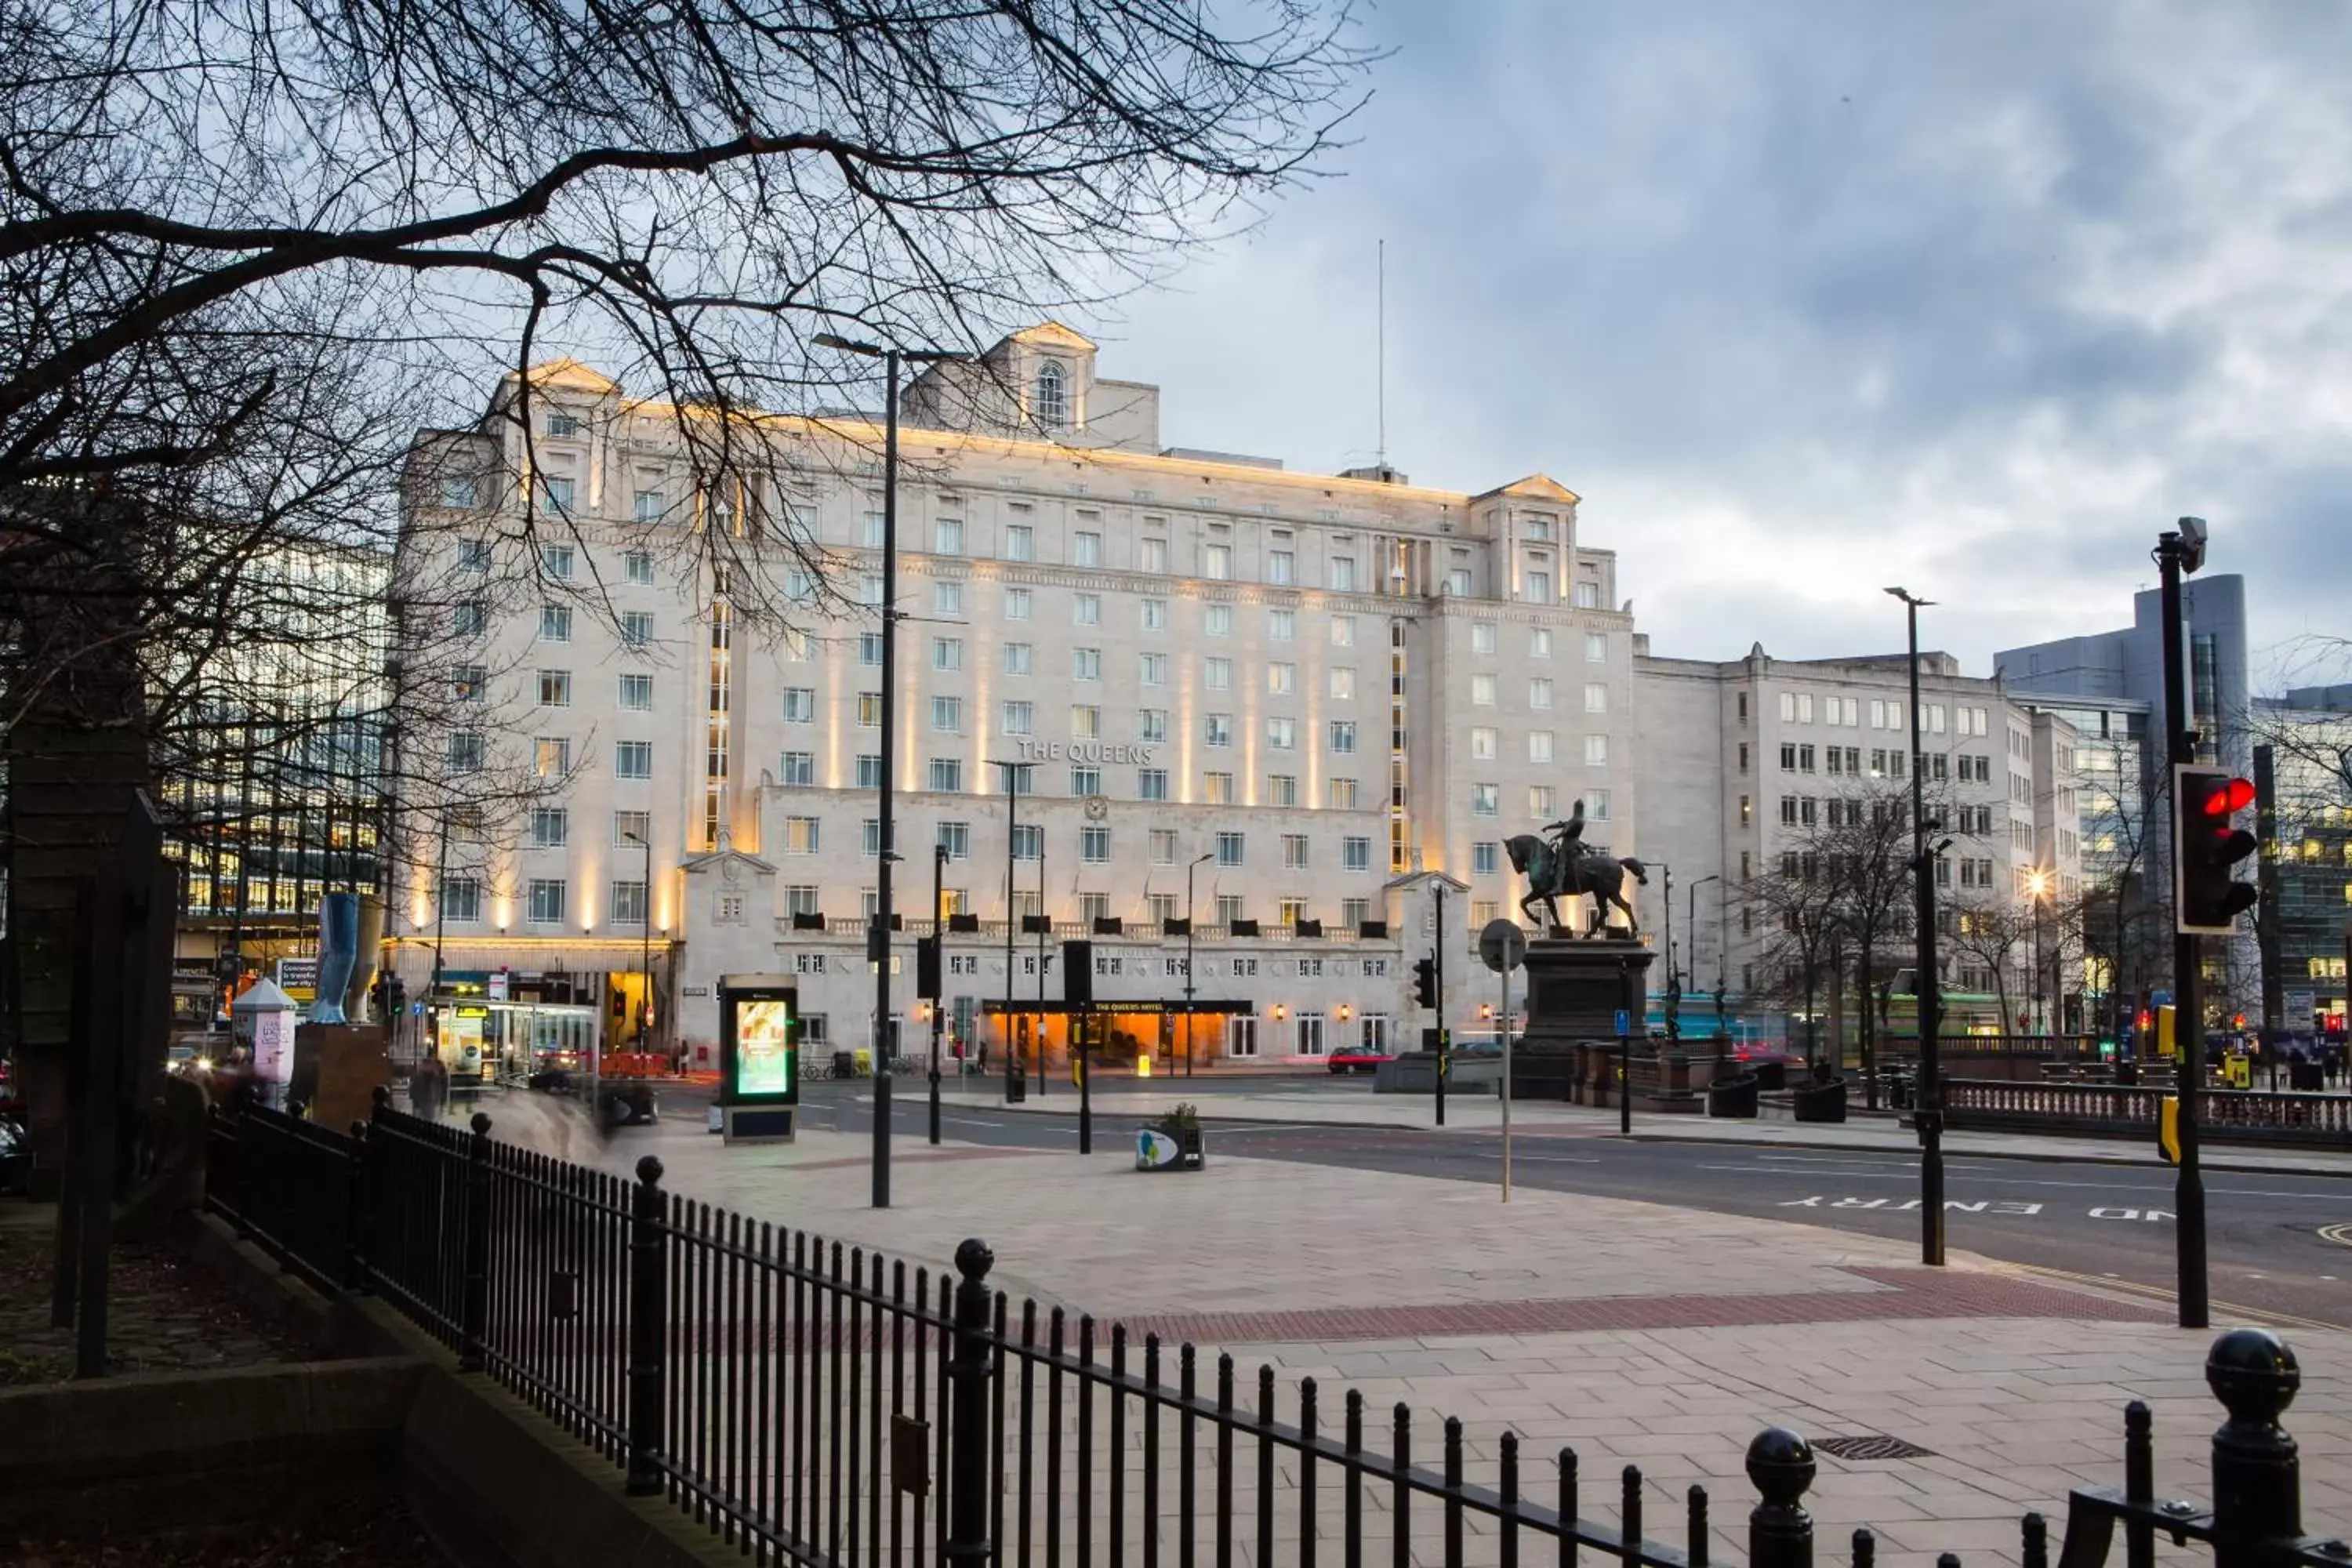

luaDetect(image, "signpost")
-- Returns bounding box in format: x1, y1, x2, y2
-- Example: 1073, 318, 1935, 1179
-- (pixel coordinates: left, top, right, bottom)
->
1479, 919, 1527, 1203
716, 975, 800, 1144
1617, 956, 1634, 1135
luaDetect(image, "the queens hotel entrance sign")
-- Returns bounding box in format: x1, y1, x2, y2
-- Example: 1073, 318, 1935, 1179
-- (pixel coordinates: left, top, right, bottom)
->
1005, 739, 1160, 766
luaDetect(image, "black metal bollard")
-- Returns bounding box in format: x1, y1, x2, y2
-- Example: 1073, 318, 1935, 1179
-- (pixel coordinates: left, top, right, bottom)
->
626, 1155, 667, 1496
2020, 1512, 2048, 1568
343, 1121, 369, 1292
2206, 1328, 2301, 1568
458, 1111, 492, 1373
944, 1238, 996, 1566
1746, 1428, 1817, 1568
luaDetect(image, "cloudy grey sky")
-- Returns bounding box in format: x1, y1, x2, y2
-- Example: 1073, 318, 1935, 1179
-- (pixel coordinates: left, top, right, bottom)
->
1074, 2, 2352, 684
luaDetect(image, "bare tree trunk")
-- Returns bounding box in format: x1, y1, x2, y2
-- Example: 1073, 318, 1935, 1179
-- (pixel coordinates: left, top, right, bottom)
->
1856, 945, 1876, 1098
4, 517, 155, 1185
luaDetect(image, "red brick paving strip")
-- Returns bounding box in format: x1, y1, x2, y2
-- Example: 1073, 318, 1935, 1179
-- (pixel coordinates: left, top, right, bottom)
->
1114, 1268, 2166, 1345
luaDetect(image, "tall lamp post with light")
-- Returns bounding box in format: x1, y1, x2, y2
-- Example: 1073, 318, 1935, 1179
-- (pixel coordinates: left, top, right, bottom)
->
993, 758, 1028, 1102
1686, 873, 1720, 1036
2024, 868, 2053, 1036
1886, 585, 1951, 1265
1183, 851, 1213, 1075
814, 332, 967, 1211
622, 829, 654, 1057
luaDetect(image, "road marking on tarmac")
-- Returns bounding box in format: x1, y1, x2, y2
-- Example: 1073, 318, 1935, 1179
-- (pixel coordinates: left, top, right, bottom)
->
2321, 1223, 2352, 1248
1776, 1195, 2180, 1220
1708, 1164, 2332, 1203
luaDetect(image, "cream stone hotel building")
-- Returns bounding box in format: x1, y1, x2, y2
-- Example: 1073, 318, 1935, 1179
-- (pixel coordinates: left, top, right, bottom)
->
390, 325, 1642, 1072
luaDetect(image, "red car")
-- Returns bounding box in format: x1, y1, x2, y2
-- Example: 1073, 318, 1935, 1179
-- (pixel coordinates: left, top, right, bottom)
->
1326, 1045, 1393, 1076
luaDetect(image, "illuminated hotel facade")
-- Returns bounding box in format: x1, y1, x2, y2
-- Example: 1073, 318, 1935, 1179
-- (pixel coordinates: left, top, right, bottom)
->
390, 326, 1640, 1069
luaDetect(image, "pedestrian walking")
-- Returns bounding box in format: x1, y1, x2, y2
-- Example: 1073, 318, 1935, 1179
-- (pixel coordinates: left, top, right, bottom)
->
412, 1053, 446, 1119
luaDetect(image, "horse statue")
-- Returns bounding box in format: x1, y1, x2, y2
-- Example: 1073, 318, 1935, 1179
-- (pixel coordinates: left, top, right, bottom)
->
1504, 833, 1649, 938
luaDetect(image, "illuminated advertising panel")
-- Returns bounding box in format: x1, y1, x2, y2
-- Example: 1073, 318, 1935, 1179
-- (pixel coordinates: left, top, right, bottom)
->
719, 977, 798, 1108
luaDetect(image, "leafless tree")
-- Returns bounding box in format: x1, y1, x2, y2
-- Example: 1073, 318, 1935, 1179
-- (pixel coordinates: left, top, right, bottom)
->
2, 0, 1371, 1166
1739, 849, 1846, 1080
1739, 775, 1950, 1089
2071, 746, 2169, 1039
1944, 895, 2031, 1035
3, 0, 1373, 623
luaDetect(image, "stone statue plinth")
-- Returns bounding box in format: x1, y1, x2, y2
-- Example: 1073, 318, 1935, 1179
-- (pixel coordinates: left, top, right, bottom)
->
1510, 938, 1655, 1101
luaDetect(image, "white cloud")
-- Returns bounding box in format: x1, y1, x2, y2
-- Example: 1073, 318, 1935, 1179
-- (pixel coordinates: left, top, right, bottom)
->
1086, 1, 2352, 681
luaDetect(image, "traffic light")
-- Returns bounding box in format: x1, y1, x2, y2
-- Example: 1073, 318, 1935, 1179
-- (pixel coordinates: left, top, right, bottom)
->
2174, 767, 2259, 935
915, 935, 942, 1000
1412, 957, 1438, 1010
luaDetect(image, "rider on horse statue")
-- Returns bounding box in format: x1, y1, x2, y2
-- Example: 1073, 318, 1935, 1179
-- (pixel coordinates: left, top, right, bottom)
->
1544, 799, 1588, 868
1504, 799, 1648, 937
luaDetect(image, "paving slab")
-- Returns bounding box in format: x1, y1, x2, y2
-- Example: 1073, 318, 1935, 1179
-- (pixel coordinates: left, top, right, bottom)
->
486, 1091, 2352, 1568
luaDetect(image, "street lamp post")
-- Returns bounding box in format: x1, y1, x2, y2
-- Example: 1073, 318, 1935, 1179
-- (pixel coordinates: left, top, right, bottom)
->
1660, 862, 1679, 1040
930, 841, 947, 1145
2025, 869, 2052, 1036
1184, 852, 1212, 1076
1886, 584, 1947, 1267
994, 759, 1025, 1102
622, 829, 653, 1059
815, 332, 966, 1211
1687, 873, 1720, 1037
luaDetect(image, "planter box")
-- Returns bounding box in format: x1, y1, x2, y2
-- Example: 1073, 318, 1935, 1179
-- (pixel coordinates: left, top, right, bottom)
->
1135, 1125, 1205, 1171
1791, 1079, 1848, 1123
1708, 1076, 1760, 1119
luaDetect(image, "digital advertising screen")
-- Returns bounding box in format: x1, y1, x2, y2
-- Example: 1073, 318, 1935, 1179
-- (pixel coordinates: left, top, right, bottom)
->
720, 980, 799, 1105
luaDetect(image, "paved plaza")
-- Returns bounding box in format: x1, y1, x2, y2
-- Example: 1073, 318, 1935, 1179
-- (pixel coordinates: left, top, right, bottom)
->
488, 1090, 2352, 1567
934, 1077, 2352, 1178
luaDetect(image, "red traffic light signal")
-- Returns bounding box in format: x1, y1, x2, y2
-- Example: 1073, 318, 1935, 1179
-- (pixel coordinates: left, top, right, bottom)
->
2174, 766, 2259, 935
2200, 778, 2256, 815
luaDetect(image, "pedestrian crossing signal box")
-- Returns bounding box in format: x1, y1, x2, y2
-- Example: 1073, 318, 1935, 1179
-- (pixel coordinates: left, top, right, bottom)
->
2157, 1095, 2180, 1165
2154, 1005, 2176, 1060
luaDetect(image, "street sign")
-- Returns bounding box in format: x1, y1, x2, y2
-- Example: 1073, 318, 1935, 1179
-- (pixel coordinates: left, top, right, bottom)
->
1479, 919, 1526, 974
1613, 1008, 1631, 1036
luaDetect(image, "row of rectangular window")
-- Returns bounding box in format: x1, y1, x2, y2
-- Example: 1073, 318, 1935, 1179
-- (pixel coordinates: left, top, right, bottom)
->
764, 818, 1385, 875
455, 492, 1594, 618
455, 538, 658, 587
485, 606, 1601, 688
1467, 626, 1609, 662
1775, 691, 1994, 737
435, 877, 647, 926
1464, 675, 1606, 711
447, 859, 1548, 921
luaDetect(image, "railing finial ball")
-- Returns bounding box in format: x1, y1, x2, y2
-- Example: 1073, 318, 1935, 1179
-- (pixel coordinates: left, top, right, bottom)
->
2206, 1328, 2299, 1424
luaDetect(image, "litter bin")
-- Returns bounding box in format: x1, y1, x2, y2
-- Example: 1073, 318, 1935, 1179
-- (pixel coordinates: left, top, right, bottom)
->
832, 1049, 855, 1080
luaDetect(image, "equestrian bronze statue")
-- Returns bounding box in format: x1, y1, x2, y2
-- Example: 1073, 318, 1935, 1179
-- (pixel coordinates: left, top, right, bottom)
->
1504, 804, 1648, 937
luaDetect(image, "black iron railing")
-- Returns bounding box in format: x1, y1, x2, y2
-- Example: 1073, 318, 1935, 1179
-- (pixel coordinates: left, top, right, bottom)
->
1944, 1079, 2352, 1144
203, 1101, 362, 1294
204, 1093, 2344, 1568
2032, 1329, 2352, 1568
